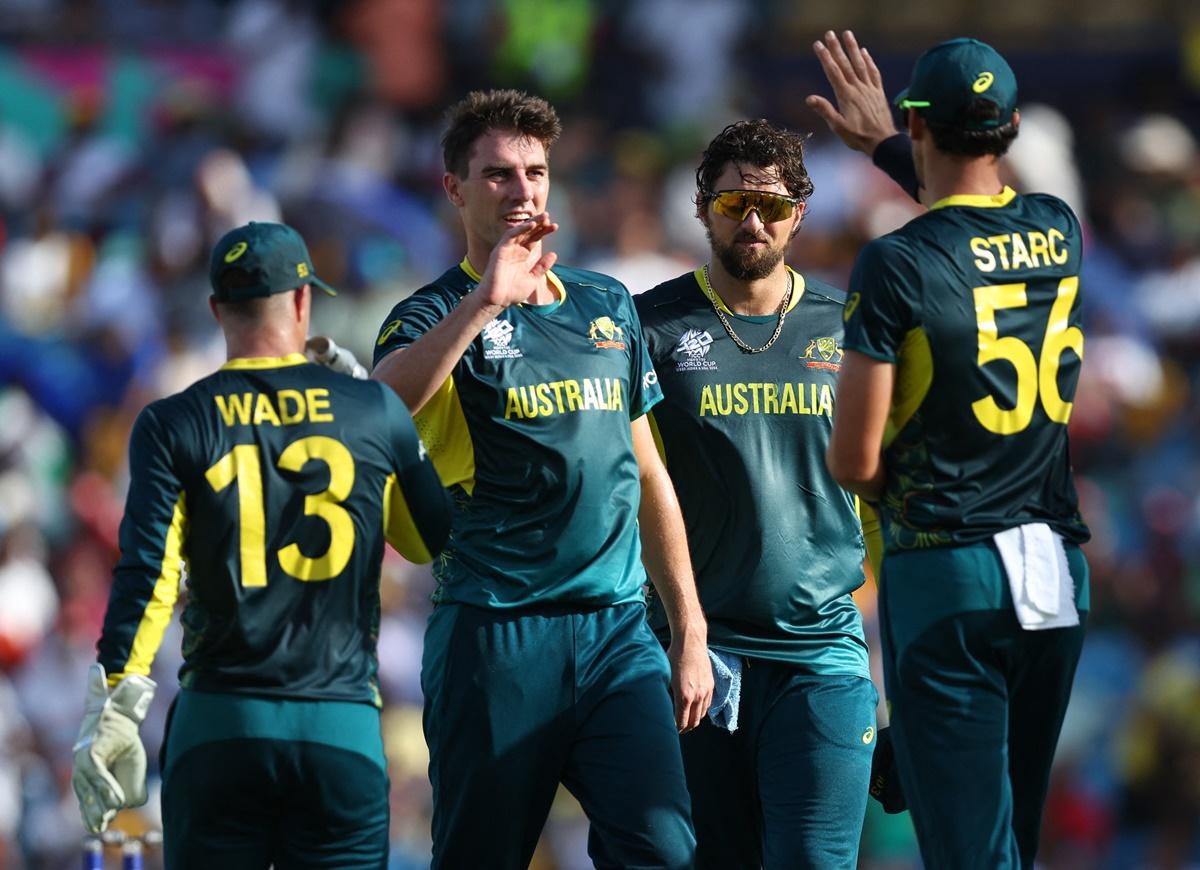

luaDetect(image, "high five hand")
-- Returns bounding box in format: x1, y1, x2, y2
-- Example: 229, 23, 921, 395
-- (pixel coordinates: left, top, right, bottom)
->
477, 214, 559, 309
806, 30, 898, 155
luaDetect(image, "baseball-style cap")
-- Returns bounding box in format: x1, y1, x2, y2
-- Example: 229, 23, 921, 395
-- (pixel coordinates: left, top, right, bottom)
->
894, 37, 1017, 130
209, 221, 337, 302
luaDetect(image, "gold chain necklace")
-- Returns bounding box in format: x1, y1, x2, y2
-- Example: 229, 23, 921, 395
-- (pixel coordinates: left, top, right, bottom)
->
703, 264, 793, 354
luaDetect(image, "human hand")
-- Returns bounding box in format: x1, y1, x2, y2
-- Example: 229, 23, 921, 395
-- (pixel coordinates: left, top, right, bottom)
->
668, 631, 714, 733
306, 336, 368, 379
71, 664, 156, 833
475, 214, 559, 310
806, 30, 898, 155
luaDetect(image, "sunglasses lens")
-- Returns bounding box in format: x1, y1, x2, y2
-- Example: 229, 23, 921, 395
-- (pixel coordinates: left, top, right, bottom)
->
712, 191, 795, 223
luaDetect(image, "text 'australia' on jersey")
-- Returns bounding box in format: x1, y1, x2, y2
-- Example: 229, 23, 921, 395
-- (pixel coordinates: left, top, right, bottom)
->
97, 355, 450, 706
636, 268, 869, 677
844, 188, 1091, 550
373, 260, 662, 610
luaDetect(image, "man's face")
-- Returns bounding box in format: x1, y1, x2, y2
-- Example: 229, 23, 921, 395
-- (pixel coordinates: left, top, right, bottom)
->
445, 129, 550, 251
703, 162, 803, 281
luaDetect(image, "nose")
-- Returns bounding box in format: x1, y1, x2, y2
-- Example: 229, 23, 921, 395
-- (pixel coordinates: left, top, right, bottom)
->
741, 209, 766, 232
513, 172, 538, 204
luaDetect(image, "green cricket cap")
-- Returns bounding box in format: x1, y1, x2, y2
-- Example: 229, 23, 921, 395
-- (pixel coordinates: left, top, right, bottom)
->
209, 221, 337, 302
894, 38, 1017, 130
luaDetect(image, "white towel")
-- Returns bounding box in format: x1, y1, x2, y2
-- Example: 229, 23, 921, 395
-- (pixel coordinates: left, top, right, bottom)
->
706, 649, 743, 732
993, 523, 1079, 631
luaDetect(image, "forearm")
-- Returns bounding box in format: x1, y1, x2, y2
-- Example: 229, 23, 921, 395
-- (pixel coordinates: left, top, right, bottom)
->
372, 292, 503, 412
872, 133, 922, 203
639, 469, 705, 641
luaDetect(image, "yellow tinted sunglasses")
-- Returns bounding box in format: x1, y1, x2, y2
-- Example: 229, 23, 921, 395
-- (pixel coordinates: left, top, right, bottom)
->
710, 189, 802, 223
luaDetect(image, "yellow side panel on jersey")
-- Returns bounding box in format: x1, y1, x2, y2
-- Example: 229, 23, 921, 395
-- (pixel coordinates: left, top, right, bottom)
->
646, 411, 668, 466
382, 473, 434, 564
414, 375, 476, 495
110, 493, 187, 686
883, 327, 933, 449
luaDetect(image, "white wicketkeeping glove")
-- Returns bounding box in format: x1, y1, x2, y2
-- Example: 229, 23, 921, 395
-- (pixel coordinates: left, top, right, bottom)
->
305, 336, 368, 379
71, 663, 156, 833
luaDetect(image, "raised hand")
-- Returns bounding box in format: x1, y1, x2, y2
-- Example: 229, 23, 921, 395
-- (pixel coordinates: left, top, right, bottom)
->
475, 213, 559, 309
806, 30, 898, 155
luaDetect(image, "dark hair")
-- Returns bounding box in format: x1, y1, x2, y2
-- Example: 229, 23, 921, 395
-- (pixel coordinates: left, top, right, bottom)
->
695, 119, 814, 209
926, 98, 1018, 157
441, 89, 563, 177
213, 294, 292, 324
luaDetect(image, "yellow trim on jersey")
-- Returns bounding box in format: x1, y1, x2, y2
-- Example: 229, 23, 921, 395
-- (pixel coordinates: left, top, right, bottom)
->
220, 353, 309, 371
883, 327, 934, 448
109, 493, 187, 686
458, 257, 566, 305
382, 474, 434, 563
646, 411, 668, 466
694, 266, 805, 315
414, 375, 476, 495
929, 186, 1017, 211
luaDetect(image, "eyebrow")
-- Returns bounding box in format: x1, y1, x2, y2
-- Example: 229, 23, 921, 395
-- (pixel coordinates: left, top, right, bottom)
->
479, 162, 548, 173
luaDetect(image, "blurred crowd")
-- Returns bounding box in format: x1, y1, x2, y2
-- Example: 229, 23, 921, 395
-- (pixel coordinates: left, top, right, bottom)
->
0, 1, 1197, 868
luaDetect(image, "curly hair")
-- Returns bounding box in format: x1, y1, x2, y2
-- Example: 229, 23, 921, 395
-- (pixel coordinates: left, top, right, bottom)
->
694, 119, 814, 209
925, 97, 1019, 158
441, 89, 563, 177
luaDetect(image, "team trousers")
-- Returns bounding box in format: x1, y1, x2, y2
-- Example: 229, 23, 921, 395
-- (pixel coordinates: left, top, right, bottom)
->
879, 541, 1089, 870
421, 601, 696, 869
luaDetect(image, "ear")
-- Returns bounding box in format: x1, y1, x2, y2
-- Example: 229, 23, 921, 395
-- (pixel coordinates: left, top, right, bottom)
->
789, 201, 806, 239
696, 197, 710, 228
443, 172, 464, 207
1011, 110, 1020, 131
209, 295, 221, 323
295, 284, 311, 321
907, 109, 926, 141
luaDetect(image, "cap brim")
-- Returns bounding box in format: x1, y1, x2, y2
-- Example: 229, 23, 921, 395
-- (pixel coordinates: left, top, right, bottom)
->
310, 276, 338, 297
893, 86, 909, 107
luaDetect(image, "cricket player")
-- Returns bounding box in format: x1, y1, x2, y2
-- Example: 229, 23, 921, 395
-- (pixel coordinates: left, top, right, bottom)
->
374, 88, 710, 868
822, 36, 1091, 869
635, 119, 880, 869
71, 221, 452, 869
371, 89, 710, 869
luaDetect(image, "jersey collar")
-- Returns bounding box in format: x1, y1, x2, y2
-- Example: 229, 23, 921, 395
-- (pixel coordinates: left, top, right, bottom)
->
694, 266, 805, 315
458, 256, 567, 308
929, 186, 1017, 211
220, 353, 309, 371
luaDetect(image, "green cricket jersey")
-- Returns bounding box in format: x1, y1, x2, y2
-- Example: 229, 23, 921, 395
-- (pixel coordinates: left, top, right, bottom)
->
636, 267, 870, 675
843, 187, 1091, 550
373, 259, 662, 609
97, 354, 451, 706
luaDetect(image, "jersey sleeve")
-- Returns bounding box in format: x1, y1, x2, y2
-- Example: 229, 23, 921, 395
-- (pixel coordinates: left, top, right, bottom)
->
378, 384, 453, 563
97, 404, 187, 686
843, 238, 919, 363
623, 291, 663, 419
371, 285, 457, 368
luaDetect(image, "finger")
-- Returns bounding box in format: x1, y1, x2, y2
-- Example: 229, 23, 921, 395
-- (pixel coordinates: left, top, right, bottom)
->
842, 30, 870, 82
674, 692, 687, 732
530, 251, 557, 279
861, 45, 884, 88
822, 30, 859, 84
804, 95, 843, 129
813, 39, 848, 90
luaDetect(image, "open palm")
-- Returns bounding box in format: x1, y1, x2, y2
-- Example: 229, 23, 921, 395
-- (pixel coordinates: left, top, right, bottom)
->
478, 213, 559, 308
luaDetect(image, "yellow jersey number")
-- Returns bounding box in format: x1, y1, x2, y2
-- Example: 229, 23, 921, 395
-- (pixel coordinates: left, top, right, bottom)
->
204, 436, 355, 586
971, 277, 1083, 435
